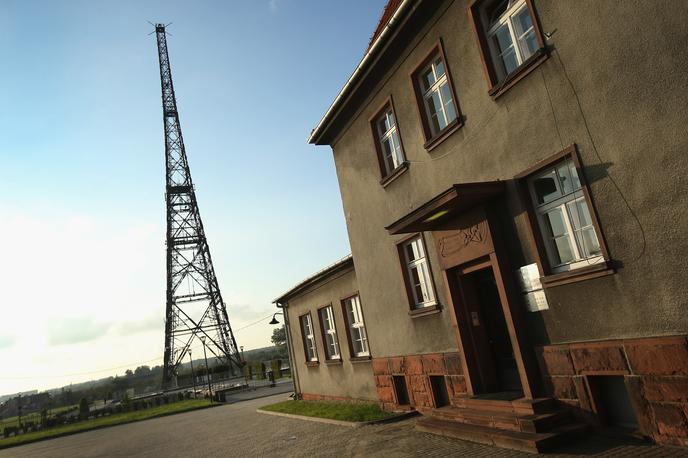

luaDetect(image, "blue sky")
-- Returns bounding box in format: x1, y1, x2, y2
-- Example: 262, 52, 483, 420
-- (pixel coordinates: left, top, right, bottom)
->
0, 0, 387, 394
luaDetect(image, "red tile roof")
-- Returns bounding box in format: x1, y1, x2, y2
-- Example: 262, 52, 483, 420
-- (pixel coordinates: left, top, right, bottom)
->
367, 0, 403, 50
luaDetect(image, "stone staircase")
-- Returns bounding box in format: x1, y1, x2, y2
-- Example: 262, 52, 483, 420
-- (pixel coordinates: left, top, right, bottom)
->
415, 397, 587, 453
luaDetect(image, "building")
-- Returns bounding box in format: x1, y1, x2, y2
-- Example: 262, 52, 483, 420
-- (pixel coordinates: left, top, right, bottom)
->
276, 0, 688, 451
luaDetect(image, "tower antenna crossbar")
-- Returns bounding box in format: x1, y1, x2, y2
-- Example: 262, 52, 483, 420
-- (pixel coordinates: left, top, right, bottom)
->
154, 23, 242, 389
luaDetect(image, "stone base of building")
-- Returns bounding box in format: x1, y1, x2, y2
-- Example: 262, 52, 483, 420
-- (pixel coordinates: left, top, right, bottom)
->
371, 335, 688, 447
372, 352, 467, 412
536, 334, 688, 447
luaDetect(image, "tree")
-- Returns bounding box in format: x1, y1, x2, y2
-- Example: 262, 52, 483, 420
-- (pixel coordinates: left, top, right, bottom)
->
134, 365, 151, 377
271, 327, 286, 348
125, 369, 133, 377
78, 398, 89, 419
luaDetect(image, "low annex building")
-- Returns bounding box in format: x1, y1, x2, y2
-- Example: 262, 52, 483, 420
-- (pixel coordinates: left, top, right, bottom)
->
273, 255, 377, 403
276, 0, 688, 452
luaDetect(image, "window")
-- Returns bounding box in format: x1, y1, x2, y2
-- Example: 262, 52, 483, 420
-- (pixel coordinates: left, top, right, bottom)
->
411, 44, 461, 145
371, 103, 406, 179
399, 235, 436, 309
469, 0, 545, 93
299, 313, 318, 362
342, 295, 369, 358
528, 158, 604, 273
318, 305, 340, 360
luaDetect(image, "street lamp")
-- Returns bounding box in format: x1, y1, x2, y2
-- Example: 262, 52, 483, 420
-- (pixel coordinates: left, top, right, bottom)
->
189, 349, 197, 399
269, 312, 283, 325
200, 336, 212, 403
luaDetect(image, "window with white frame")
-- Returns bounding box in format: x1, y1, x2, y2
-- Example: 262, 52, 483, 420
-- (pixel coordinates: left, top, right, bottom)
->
374, 108, 405, 177
318, 305, 340, 360
300, 313, 318, 362
417, 55, 458, 137
484, 0, 539, 80
343, 295, 369, 357
401, 236, 436, 308
528, 158, 603, 273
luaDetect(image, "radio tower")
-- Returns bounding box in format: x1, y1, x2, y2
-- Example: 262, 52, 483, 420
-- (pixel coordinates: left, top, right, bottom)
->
154, 24, 242, 389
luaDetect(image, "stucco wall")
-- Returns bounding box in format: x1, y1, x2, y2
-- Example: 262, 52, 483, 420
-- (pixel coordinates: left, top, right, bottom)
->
328, 0, 688, 352
284, 266, 377, 401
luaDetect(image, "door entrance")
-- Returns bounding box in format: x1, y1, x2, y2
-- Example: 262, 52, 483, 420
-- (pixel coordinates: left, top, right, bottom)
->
456, 263, 522, 395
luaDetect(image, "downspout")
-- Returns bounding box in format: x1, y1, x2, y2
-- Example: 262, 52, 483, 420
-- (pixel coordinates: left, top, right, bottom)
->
276, 301, 301, 399
308, 0, 416, 144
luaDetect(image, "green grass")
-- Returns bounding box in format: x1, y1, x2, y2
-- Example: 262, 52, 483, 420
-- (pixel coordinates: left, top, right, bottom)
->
259, 400, 393, 423
0, 399, 214, 450
1, 404, 78, 429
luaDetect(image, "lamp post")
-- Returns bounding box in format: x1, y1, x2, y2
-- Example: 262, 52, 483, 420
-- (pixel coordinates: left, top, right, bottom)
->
189, 349, 197, 399
200, 336, 212, 403
270, 310, 297, 396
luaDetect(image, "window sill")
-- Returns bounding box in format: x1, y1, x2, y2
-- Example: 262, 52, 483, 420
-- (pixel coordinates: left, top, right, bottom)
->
423, 118, 462, 152
488, 48, 549, 100
408, 304, 442, 318
305, 361, 319, 367
380, 162, 409, 188
324, 359, 343, 366
541, 261, 615, 288
350, 356, 372, 363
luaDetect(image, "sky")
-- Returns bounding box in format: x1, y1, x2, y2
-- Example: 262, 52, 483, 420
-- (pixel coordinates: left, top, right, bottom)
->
0, 0, 387, 394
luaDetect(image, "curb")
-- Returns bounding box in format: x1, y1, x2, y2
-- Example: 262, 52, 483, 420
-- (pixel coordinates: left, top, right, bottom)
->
221, 388, 294, 405
256, 409, 418, 428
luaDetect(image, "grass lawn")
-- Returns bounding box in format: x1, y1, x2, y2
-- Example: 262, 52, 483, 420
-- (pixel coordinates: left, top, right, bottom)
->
0, 399, 214, 450
259, 400, 393, 423
1, 404, 78, 430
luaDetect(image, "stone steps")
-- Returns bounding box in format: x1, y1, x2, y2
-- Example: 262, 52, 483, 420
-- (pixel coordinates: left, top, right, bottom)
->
430, 405, 571, 433
416, 416, 588, 454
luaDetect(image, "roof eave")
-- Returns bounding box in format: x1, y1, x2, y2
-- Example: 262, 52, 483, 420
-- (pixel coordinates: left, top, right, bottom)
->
307, 0, 416, 146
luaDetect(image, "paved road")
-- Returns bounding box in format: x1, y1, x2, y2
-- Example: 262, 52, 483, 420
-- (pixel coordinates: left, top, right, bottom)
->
2, 393, 686, 457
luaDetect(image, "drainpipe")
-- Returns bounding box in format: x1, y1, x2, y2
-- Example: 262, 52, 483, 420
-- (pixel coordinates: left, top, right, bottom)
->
276, 301, 301, 399
308, 0, 416, 144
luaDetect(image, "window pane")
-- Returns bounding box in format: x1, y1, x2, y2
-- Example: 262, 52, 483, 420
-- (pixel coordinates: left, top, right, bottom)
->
377, 118, 388, 137
435, 58, 445, 78
440, 83, 457, 124
519, 29, 538, 60
390, 131, 402, 167
420, 67, 435, 92
500, 47, 519, 74
554, 235, 576, 264
533, 170, 560, 204
546, 208, 568, 237
557, 162, 574, 195
581, 227, 602, 257
568, 162, 582, 190
569, 199, 593, 229
430, 91, 446, 130
494, 25, 514, 54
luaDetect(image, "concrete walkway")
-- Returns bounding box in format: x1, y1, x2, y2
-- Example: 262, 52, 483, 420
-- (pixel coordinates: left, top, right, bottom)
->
2, 393, 686, 457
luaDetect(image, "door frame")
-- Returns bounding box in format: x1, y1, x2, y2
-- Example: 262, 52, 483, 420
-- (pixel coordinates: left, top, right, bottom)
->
434, 207, 540, 399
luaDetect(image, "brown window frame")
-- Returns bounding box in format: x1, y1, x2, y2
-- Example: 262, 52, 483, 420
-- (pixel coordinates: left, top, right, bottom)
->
396, 233, 441, 316
316, 304, 342, 363
515, 144, 614, 288
340, 292, 372, 361
369, 96, 409, 187
468, 0, 548, 98
298, 312, 319, 366
410, 40, 463, 151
